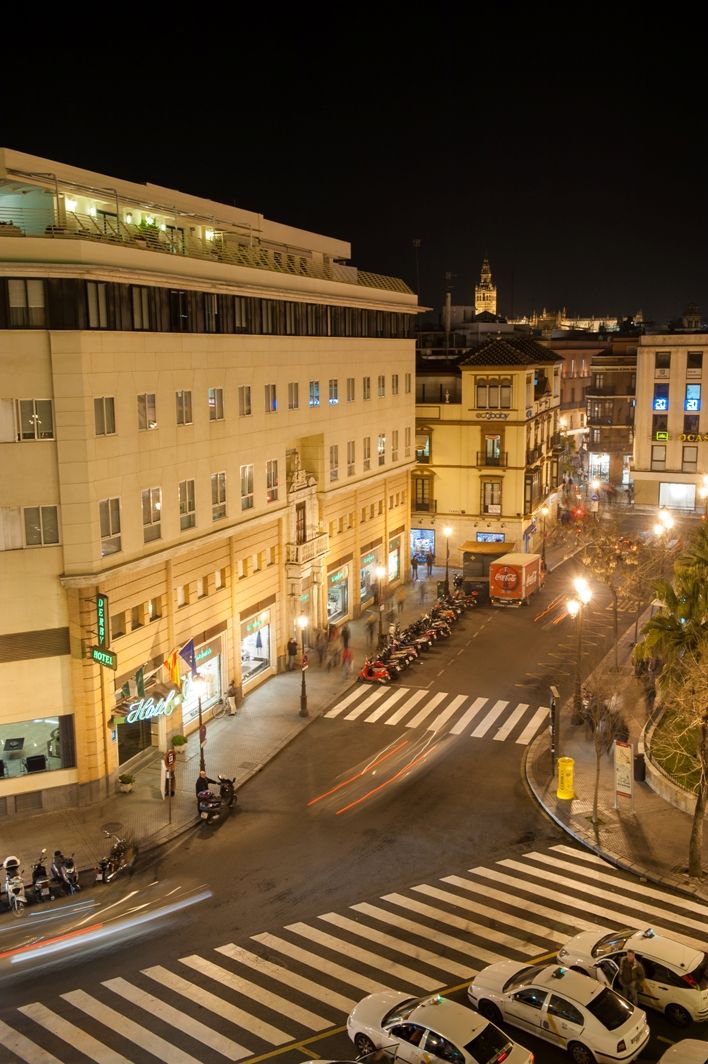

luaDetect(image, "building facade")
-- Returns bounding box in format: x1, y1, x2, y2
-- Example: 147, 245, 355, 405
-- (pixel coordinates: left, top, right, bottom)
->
585, 339, 637, 486
0, 148, 417, 815
413, 336, 563, 566
632, 332, 707, 511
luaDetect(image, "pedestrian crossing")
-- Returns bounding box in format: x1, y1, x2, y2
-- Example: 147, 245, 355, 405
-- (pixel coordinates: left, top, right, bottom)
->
2, 844, 706, 1063
324, 685, 549, 745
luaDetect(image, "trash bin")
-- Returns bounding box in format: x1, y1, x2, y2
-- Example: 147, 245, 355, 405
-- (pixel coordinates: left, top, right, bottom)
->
633, 752, 646, 782
556, 756, 575, 800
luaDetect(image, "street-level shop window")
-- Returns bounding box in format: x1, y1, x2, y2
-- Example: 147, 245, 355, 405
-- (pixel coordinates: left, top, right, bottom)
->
241, 612, 271, 684
0, 715, 76, 778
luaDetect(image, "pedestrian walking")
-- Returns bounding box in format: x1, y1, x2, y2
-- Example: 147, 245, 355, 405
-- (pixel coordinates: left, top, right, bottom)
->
327, 627, 341, 671
425, 550, 433, 577
316, 627, 327, 667
619, 950, 646, 1005
419, 580, 427, 605
342, 646, 353, 676
366, 613, 376, 649
410, 556, 418, 582
226, 679, 239, 716
286, 636, 298, 671
341, 622, 351, 649
395, 587, 405, 616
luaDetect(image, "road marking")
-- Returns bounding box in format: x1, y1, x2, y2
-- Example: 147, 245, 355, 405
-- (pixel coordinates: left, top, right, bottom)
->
429, 694, 466, 733
19, 1003, 132, 1064
325, 686, 370, 718
349, 902, 471, 978
411, 885, 541, 954
494, 703, 529, 741
386, 689, 427, 724
0, 1017, 64, 1064
413, 883, 565, 947
252, 933, 394, 994
364, 687, 408, 722
344, 686, 389, 720
143, 965, 288, 1044
471, 699, 509, 738
322, 909, 469, 977
446, 873, 600, 934
516, 706, 548, 744
63, 989, 203, 1064
449, 696, 488, 735
215, 944, 356, 1013
406, 691, 447, 728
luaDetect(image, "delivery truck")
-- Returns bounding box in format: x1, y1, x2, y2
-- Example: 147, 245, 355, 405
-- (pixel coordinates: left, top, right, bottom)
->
489, 552, 545, 607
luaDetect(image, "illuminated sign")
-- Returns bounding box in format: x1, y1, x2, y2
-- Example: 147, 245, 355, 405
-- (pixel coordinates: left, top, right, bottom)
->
91, 646, 117, 670
245, 611, 269, 634
361, 552, 377, 567
96, 593, 109, 649
475, 412, 511, 421
125, 689, 179, 724
654, 431, 669, 441
328, 566, 348, 585
685, 384, 701, 412
681, 432, 708, 442
652, 397, 668, 411
476, 532, 505, 542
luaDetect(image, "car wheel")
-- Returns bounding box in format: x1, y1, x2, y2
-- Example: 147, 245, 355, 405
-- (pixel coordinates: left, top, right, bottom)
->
354, 1034, 377, 1055
665, 1002, 691, 1027
568, 1042, 596, 1064
478, 1000, 502, 1025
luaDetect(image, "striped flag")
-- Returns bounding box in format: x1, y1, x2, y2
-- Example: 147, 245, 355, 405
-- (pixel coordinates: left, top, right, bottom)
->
164, 649, 181, 689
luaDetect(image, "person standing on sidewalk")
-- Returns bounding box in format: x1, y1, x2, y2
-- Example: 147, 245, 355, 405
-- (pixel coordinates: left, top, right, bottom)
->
425, 550, 433, 577
226, 679, 239, 716
419, 580, 427, 605
286, 636, 298, 671
619, 950, 646, 1005
395, 587, 405, 616
410, 556, 418, 582
341, 622, 351, 650
366, 613, 376, 649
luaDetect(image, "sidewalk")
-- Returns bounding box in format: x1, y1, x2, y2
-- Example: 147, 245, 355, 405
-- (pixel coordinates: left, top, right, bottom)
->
0, 572, 446, 880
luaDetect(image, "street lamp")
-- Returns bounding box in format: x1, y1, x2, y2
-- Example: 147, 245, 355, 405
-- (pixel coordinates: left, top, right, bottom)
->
191, 672, 207, 772
296, 614, 309, 717
375, 565, 386, 648
568, 576, 592, 724
443, 526, 452, 596
654, 509, 674, 580
540, 505, 549, 567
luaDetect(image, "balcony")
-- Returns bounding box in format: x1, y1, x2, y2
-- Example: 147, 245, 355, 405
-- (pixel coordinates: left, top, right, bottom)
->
476, 452, 508, 468
412, 499, 437, 514
286, 533, 329, 565
585, 386, 634, 397
550, 433, 564, 449
526, 447, 543, 465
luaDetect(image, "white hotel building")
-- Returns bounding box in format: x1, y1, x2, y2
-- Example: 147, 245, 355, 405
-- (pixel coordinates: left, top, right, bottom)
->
0, 148, 417, 815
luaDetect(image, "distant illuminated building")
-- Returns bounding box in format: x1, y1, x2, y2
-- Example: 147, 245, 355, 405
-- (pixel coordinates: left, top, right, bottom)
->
474, 257, 497, 317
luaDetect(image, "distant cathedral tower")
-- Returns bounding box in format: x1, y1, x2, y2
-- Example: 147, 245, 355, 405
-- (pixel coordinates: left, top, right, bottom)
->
475, 257, 497, 316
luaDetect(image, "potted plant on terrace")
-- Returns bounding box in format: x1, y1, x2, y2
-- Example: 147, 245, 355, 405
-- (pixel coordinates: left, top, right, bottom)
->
118, 773, 134, 794
171, 734, 189, 762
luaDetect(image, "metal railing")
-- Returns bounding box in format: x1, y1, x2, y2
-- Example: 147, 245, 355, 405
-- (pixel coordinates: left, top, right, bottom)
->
286, 533, 329, 565
412, 499, 437, 513
0, 205, 412, 295
476, 452, 508, 467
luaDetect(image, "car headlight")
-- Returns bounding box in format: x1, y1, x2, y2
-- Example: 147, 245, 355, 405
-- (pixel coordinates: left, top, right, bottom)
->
558, 948, 568, 959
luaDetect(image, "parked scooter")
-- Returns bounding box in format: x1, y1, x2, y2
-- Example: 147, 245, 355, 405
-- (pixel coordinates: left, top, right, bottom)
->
31, 848, 53, 903
197, 775, 237, 823
2, 855, 27, 916
51, 850, 81, 894
95, 831, 139, 884
358, 658, 392, 684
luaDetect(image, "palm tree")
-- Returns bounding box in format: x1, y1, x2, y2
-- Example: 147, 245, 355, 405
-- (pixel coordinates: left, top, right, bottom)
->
635, 568, 708, 878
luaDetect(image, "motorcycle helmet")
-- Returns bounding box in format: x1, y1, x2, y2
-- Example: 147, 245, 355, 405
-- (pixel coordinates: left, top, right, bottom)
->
3, 855, 20, 872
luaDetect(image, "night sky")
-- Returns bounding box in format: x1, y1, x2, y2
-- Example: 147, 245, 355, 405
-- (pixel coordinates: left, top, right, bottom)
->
2, 32, 705, 325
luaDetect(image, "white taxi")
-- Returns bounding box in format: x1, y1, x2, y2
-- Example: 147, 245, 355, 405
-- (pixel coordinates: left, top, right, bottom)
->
468, 962, 649, 1064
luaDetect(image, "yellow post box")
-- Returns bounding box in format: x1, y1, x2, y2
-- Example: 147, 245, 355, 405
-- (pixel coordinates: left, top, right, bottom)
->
556, 756, 575, 800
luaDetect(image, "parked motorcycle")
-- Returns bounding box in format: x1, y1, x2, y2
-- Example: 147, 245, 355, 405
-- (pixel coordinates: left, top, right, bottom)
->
51, 850, 81, 894
31, 848, 53, 903
198, 775, 237, 823
358, 658, 392, 684
95, 831, 139, 883
2, 855, 27, 916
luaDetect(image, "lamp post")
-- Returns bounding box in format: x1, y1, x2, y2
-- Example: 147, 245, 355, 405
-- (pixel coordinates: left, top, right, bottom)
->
296, 614, 308, 717
375, 565, 386, 648
568, 576, 592, 725
540, 505, 549, 567
654, 508, 674, 580
443, 525, 452, 596
192, 673, 207, 772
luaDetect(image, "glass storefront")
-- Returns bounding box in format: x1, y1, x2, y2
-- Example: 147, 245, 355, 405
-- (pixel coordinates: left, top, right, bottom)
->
360, 549, 382, 604
410, 528, 435, 564
0, 715, 76, 779
181, 644, 223, 726
659, 482, 696, 511
241, 610, 272, 684
327, 565, 349, 622
388, 536, 401, 582
114, 680, 178, 764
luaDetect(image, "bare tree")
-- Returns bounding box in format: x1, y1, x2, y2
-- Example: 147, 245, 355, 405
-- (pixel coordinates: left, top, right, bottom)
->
578, 518, 646, 671
580, 662, 632, 827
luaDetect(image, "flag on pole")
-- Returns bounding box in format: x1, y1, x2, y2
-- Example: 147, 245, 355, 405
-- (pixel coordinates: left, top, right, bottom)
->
121, 666, 146, 700
164, 648, 181, 689
135, 666, 145, 698
179, 639, 197, 677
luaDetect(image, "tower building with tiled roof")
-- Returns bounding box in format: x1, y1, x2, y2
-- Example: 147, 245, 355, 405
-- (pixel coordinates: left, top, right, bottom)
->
475, 257, 497, 317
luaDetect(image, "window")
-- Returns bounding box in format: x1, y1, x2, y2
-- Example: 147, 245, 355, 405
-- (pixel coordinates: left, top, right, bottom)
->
405, 426, 411, 457
288, 382, 299, 410
682, 445, 698, 473
211, 472, 226, 521
99, 497, 121, 556
684, 414, 700, 434
363, 376, 371, 400
264, 383, 277, 413
392, 429, 399, 461
651, 444, 667, 471
147, 598, 161, 622
23, 506, 59, 546
513, 987, 547, 1010
112, 612, 126, 637
7, 279, 45, 327
652, 413, 668, 439
591, 428, 601, 445
266, 459, 279, 502
423, 1032, 463, 1064
363, 436, 371, 471
416, 433, 430, 463
179, 479, 196, 530
653, 383, 669, 411
347, 377, 355, 402
309, 380, 320, 407
377, 374, 385, 397
328, 379, 339, 405
240, 464, 254, 510
208, 387, 224, 421
87, 282, 108, 328
655, 351, 671, 370
215, 568, 226, 590
392, 373, 399, 396
482, 480, 502, 514
197, 577, 207, 599
685, 383, 701, 412
405, 373, 412, 394
687, 351, 703, 371
17, 399, 54, 440
138, 393, 157, 431
142, 487, 162, 542
476, 379, 488, 408
132, 286, 151, 329
361, 507, 366, 523
548, 996, 583, 1026
377, 433, 386, 466
347, 440, 355, 476
94, 397, 116, 436
488, 378, 500, 407
329, 444, 339, 481
500, 378, 512, 408
238, 385, 252, 416
176, 585, 188, 608
131, 605, 144, 630
176, 390, 192, 426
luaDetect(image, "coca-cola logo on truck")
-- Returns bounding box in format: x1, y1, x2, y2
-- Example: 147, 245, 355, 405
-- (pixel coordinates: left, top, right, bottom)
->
494, 566, 518, 590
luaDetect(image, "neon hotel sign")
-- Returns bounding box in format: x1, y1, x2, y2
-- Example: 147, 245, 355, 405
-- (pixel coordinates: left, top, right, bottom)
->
125, 689, 179, 724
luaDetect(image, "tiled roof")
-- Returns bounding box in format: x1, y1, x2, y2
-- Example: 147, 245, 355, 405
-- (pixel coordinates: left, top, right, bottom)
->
460, 335, 564, 367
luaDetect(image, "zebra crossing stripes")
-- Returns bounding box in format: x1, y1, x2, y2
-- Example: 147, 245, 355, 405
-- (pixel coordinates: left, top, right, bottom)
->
17, 1003, 131, 1064
325, 685, 547, 745
0, 1017, 64, 1064
215, 942, 355, 1014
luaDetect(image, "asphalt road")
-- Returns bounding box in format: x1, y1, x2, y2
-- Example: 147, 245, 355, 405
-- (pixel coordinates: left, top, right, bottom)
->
0, 565, 701, 1063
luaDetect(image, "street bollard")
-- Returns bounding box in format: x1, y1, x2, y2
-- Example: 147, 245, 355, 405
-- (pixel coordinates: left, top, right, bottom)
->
556, 756, 575, 800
